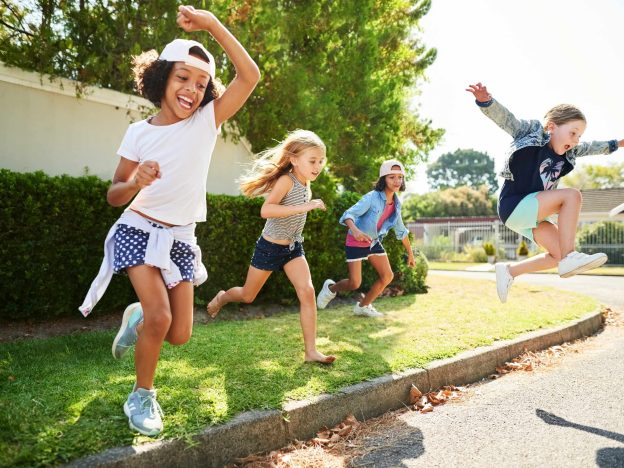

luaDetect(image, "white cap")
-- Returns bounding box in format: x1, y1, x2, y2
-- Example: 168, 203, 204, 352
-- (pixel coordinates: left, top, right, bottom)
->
159, 39, 215, 77
379, 159, 405, 177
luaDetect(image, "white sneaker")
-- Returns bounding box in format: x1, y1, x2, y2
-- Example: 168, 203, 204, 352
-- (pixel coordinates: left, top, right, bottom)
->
316, 279, 337, 309
495, 263, 514, 303
558, 251, 608, 278
353, 302, 383, 317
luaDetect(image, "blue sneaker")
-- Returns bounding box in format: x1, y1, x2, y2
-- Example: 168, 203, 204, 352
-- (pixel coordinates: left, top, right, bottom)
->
123, 387, 163, 436
112, 302, 143, 359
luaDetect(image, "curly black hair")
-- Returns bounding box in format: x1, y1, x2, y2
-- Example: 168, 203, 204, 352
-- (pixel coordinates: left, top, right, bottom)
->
374, 175, 406, 192
132, 47, 224, 108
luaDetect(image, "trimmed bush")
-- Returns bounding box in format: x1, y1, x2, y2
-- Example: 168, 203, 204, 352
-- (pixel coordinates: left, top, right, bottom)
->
0, 170, 427, 320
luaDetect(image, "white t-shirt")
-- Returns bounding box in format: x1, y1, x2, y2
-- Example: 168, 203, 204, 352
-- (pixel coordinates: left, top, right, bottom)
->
117, 101, 220, 225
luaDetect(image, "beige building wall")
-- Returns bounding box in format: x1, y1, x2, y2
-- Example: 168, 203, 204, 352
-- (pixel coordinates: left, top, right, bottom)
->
0, 62, 252, 195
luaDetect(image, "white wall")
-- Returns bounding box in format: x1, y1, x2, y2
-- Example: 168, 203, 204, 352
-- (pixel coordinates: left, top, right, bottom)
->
0, 62, 252, 195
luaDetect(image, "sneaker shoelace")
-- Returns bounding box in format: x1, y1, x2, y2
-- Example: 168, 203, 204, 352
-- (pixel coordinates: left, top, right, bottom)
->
141, 394, 164, 418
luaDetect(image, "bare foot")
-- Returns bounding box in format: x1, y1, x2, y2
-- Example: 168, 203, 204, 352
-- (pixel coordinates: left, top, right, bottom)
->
207, 290, 226, 318
304, 350, 336, 365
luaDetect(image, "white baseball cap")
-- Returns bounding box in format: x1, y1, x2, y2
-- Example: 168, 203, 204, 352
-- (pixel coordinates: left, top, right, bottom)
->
159, 39, 215, 77
379, 159, 405, 177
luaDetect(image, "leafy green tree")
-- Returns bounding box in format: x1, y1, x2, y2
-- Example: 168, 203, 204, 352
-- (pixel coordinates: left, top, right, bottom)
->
0, 0, 442, 193
426, 148, 498, 192
562, 162, 624, 189
402, 185, 497, 220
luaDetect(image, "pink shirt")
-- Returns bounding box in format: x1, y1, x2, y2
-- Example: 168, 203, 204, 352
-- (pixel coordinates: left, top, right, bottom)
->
346, 202, 395, 247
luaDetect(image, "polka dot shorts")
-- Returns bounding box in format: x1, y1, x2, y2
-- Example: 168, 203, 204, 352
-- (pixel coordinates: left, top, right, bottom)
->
113, 223, 195, 288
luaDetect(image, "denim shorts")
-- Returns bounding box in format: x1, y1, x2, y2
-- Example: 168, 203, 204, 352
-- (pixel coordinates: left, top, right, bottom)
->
113, 223, 195, 287
345, 242, 387, 262
250, 236, 305, 271
505, 192, 557, 243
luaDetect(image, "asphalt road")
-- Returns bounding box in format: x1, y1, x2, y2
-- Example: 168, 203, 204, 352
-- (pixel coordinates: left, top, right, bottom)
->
349, 271, 624, 467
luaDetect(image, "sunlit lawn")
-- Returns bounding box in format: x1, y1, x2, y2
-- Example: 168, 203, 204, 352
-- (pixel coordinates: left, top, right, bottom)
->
0, 275, 597, 466
428, 261, 624, 276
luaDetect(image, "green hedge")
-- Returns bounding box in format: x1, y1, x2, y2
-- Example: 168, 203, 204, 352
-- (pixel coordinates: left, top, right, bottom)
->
0, 170, 427, 320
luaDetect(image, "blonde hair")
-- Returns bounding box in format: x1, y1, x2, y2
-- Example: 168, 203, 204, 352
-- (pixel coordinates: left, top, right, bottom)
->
544, 104, 586, 128
239, 130, 326, 197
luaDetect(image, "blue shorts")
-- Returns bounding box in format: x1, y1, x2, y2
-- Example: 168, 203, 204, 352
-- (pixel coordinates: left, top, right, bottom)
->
250, 236, 305, 271
113, 223, 195, 287
505, 192, 557, 243
345, 242, 387, 262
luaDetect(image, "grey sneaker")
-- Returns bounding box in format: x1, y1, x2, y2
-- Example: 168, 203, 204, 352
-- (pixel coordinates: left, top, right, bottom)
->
558, 251, 608, 278
495, 262, 513, 303
123, 387, 163, 436
112, 302, 143, 359
316, 279, 337, 309
353, 302, 383, 317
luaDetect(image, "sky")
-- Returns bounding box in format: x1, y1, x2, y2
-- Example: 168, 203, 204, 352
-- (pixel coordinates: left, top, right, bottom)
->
409, 0, 624, 194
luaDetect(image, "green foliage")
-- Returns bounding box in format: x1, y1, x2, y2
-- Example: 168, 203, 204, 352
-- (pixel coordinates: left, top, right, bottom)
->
482, 242, 495, 256
517, 240, 529, 256
427, 148, 498, 192
576, 221, 624, 264
402, 185, 497, 220
562, 162, 624, 189
0, 0, 443, 193
415, 235, 452, 261
0, 170, 427, 320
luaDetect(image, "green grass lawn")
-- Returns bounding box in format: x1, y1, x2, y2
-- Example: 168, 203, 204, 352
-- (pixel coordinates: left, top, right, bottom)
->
428, 261, 624, 276
0, 276, 597, 466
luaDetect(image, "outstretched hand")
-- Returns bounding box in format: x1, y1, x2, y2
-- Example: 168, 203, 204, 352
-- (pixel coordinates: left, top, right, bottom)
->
176, 5, 214, 32
466, 82, 492, 103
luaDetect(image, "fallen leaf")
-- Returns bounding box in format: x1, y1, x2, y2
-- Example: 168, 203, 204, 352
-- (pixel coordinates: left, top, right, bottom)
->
409, 385, 423, 404
421, 404, 434, 413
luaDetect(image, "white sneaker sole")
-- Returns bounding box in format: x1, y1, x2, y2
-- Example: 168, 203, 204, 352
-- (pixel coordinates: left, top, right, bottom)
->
559, 255, 608, 278
316, 279, 336, 310
112, 303, 141, 359
495, 263, 512, 303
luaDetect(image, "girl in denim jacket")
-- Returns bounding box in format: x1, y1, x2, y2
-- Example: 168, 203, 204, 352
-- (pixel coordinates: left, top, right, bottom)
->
316, 160, 416, 317
467, 82, 623, 303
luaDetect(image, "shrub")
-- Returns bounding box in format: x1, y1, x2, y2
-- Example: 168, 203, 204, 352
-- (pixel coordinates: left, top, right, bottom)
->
517, 240, 529, 256
0, 170, 428, 320
482, 242, 495, 256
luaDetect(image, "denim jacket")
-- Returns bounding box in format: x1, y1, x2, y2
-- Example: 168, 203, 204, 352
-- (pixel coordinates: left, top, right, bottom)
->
339, 190, 409, 246
477, 99, 618, 181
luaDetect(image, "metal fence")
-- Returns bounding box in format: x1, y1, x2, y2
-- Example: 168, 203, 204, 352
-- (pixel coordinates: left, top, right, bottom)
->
408, 218, 624, 264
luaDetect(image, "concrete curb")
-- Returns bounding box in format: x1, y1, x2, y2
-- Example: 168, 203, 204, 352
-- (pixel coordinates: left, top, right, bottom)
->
69, 309, 604, 467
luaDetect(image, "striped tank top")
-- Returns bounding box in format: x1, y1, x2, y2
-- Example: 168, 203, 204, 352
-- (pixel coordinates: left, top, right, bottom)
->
262, 172, 309, 246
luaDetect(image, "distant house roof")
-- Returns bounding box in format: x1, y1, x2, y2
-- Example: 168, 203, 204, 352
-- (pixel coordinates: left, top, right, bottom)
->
580, 188, 624, 214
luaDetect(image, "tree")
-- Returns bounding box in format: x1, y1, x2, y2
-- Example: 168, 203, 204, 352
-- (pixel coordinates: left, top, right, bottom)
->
402, 185, 497, 220
0, 0, 443, 193
562, 162, 624, 189
426, 148, 498, 192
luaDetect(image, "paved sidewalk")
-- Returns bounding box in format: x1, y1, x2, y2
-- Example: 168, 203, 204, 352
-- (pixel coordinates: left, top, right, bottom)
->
71, 308, 604, 467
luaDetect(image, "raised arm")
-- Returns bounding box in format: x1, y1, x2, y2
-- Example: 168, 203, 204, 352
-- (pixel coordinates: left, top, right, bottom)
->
177, 5, 260, 128
466, 82, 533, 139
572, 139, 623, 158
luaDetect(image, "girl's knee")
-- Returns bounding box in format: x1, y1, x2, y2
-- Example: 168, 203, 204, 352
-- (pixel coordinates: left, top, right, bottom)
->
144, 306, 172, 334
297, 284, 316, 304
564, 188, 582, 205
347, 278, 361, 290
167, 329, 192, 346
380, 271, 394, 286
